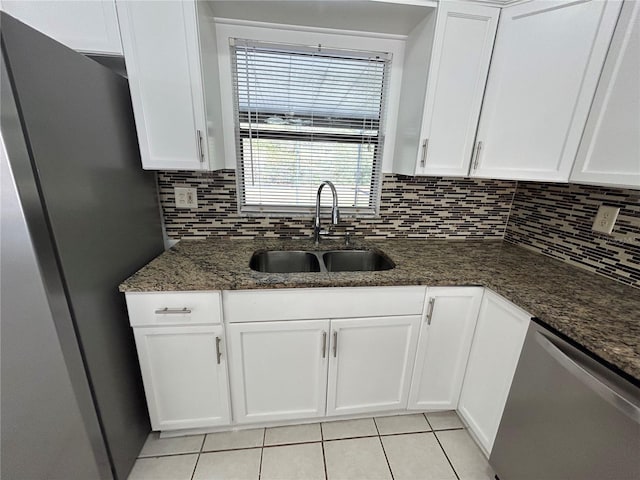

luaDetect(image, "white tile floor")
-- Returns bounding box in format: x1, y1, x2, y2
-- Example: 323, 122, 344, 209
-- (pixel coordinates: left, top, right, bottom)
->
129, 411, 495, 480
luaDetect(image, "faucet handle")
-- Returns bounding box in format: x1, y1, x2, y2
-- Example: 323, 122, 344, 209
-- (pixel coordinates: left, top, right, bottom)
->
344, 232, 351, 246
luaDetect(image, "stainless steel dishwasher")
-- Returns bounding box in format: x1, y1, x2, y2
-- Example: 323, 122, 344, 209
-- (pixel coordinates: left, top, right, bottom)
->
490, 320, 640, 480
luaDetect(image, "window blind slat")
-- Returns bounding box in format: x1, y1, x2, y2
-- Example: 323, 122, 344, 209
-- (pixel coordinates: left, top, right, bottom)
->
231, 38, 389, 215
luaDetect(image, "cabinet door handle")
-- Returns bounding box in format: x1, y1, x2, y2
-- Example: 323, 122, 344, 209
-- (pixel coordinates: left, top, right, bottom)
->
426, 297, 436, 325
420, 138, 429, 167
215, 336, 222, 364
472, 141, 483, 170
154, 307, 192, 314
322, 331, 327, 358
332, 331, 338, 358
196, 129, 204, 163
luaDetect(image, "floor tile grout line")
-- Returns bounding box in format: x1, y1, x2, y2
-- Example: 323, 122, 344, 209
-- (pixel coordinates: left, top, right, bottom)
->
135, 427, 463, 460
189, 453, 201, 480
323, 433, 379, 442
373, 417, 395, 480
432, 430, 461, 480
258, 428, 266, 480
423, 411, 466, 433
188, 434, 207, 480
135, 413, 468, 478
378, 429, 434, 438
423, 412, 433, 430
320, 422, 328, 480
199, 439, 329, 455
138, 451, 205, 459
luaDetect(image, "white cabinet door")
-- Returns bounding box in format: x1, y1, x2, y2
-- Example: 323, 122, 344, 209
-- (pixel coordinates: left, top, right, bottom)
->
1, 0, 122, 54
457, 290, 530, 456
117, 0, 210, 170
472, 0, 622, 182
408, 287, 483, 410
327, 316, 421, 416
571, 0, 640, 189
415, 1, 499, 176
227, 320, 330, 423
134, 325, 231, 431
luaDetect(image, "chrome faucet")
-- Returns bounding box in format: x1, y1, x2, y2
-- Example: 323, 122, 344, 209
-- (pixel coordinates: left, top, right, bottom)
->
314, 181, 340, 245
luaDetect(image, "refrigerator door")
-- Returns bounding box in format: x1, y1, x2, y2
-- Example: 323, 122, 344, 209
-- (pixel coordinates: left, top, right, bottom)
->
1, 13, 164, 480
1, 56, 109, 480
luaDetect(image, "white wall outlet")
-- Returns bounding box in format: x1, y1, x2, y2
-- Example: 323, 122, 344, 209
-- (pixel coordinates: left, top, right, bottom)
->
174, 186, 198, 209
592, 205, 619, 234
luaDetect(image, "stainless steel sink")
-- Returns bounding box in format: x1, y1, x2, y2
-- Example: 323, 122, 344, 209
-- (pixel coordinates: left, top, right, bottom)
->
249, 249, 395, 273
249, 251, 321, 273
322, 250, 395, 272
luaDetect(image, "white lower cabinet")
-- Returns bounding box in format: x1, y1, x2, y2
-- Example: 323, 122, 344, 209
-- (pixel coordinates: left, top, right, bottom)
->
327, 316, 421, 416
126, 285, 535, 442
133, 325, 231, 431
408, 286, 483, 410
457, 290, 530, 456
227, 315, 421, 422
227, 320, 329, 424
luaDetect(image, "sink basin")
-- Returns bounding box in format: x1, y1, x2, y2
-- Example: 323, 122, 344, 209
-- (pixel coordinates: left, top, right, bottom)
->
249, 251, 321, 273
322, 250, 395, 272
249, 249, 395, 273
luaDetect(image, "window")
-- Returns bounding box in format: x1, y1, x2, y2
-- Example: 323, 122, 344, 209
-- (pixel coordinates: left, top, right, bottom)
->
230, 38, 391, 215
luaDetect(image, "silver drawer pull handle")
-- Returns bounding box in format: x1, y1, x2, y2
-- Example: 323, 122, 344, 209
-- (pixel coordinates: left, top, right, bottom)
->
426, 297, 436, 325
154, 307, 192, 315
322, 331, 327, 358
472, 141, 483, 170
420, 138, 429, 167
196, 129, 204, 163
215, 337, 222, 365
333, 331, 338, 358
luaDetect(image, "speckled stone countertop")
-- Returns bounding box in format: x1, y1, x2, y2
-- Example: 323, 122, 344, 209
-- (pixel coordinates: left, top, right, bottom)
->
120, 238, 640, 383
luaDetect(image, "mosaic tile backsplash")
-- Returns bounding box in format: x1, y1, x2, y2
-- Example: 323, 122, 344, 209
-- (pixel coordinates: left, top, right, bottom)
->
158, 170, 639, 287
159, 170, 516, 239
504, 182, 640, 288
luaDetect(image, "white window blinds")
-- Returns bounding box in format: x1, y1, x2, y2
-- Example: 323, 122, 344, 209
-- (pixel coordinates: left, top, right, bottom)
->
230, 39, 391, 215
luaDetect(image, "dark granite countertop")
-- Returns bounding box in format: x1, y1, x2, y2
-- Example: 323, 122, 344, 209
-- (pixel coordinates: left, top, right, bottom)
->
120, 238, 640, 383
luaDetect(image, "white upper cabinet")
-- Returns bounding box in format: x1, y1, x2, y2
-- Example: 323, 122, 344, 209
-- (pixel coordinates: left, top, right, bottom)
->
414, 2, 499, 176
571, 0, 640, 190
117, 0, 217, 171
1, 0, 122, 54
471, 0, 623, 182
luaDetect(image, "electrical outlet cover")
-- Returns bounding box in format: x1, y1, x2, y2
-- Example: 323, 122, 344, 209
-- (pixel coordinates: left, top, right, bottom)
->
174, 186, 198, 209
592, 205, 619, 234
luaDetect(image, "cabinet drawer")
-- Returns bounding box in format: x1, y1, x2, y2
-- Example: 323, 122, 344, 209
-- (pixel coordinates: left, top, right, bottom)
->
125, 291, 222, 326
223, 286, 427, 323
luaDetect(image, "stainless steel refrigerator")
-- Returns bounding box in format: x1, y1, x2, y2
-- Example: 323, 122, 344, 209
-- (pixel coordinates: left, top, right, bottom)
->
1, 13, 164, 480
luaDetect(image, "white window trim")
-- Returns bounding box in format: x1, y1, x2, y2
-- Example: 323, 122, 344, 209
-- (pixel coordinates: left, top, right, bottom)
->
214, 19, 406, 181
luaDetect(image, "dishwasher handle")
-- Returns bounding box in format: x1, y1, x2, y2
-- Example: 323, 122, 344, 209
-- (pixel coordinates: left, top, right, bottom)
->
535, 331, 640, 422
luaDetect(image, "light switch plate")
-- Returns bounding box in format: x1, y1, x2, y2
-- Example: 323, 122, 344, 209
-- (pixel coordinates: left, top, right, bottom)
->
174, 186, 198, 209
592, 205, 619, 234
